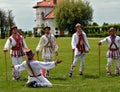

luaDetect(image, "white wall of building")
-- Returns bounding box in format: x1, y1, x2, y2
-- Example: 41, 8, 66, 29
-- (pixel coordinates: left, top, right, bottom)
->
36, 7, 54, 27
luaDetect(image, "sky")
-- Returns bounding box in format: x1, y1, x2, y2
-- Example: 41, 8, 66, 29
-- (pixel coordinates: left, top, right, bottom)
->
88, 0, 120, 25
0, 0, 120, 31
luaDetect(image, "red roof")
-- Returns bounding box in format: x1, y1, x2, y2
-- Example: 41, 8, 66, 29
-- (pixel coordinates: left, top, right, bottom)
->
45, 11, 54, 19
33, 0, 58, 8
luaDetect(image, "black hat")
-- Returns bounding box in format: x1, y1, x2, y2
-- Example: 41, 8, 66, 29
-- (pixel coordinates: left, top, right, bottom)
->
44, 26, 51, 30
25, 48, 34, 60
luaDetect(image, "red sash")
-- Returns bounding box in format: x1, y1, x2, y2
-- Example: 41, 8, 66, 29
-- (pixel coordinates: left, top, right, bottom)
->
76, 34, 86, 53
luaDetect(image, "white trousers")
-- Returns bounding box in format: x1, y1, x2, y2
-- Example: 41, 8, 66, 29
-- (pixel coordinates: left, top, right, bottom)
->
107, 58, 119, 73
72, 54, 85, 72
27, 75, 52, 87
11, 57, 22, 79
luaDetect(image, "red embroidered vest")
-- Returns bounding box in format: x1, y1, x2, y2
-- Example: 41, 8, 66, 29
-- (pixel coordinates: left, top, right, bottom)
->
9, 34, 24, 57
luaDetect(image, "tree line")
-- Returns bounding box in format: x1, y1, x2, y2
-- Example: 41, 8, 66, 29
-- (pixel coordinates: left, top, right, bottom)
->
84, 22, 120, 37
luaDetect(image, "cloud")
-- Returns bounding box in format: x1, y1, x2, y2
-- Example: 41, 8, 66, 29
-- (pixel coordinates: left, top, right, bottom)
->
87, 0, 120, 25
0, 0, 37, 30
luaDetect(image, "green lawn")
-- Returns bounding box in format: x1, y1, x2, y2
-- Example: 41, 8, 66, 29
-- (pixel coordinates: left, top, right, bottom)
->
0, 37, 120, 92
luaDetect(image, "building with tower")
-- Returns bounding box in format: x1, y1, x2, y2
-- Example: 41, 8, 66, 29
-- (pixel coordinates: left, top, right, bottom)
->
33, 0, 59, 36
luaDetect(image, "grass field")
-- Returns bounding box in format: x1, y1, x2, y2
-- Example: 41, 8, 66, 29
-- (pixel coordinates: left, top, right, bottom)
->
1, 37, 120, 92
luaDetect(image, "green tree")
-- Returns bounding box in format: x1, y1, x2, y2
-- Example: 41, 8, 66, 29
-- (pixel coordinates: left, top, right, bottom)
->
102, 22, 109, 26
92, 22, 99, 26
54, 0, 93, 34
27, 31, 32, 37
0, 9, 6, 38
6, 10, 15, 37
0, 9, 15, 38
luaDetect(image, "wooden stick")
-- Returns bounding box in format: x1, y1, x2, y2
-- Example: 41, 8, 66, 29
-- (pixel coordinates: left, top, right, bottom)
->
4, 52, 8, 80
36, 52, 39, 61
98, 45, 101, 76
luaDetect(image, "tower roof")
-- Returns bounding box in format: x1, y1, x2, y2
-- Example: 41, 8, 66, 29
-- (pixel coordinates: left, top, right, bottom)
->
33, 0, 58, 8
45, 10, 54, 19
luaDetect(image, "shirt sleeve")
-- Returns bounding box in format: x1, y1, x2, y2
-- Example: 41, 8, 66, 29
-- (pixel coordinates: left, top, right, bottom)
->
4, 38, 11, 51
83, 33, 90, 49
118, 37, 120, 47
14, 61, 26, 71
36, 37, 44, 52
22, 37, 27, 49
34, 61, 56, 70
53, 36, 58, 52
71, 34, 76, 49
99, 37, 108, 44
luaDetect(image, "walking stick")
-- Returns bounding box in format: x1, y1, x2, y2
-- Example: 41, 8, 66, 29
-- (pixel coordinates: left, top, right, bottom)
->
36, 52, 39, 61
4, 52, 8, 80
98, 45, 101, 76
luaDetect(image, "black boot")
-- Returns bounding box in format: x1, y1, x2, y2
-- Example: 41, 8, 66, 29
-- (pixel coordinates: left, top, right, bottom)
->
80, 71, 83, 75
69, 70, 73, 77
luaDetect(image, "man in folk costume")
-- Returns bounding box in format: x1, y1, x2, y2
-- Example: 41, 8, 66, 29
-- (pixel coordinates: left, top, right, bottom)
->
69, 23, 90, 77
98, 27, 120, 76
36, 26, 58, 78
4, 25, 27, 80
13, 48, 62, 88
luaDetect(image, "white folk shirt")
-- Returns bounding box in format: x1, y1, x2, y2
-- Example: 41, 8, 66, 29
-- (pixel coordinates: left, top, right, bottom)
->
71, 31, 90, 56
99, 35, 120, 59
14, 60, 56, 83
4, 35, 27, 57
36, 34, 58, 60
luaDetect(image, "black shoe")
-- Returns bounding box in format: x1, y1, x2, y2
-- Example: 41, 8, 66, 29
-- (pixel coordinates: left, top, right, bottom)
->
106, 71, 111, 76
69, 73, 72, 77
80, 72, 83, 75
27, 81, 38, 88
115, 72, 119, 76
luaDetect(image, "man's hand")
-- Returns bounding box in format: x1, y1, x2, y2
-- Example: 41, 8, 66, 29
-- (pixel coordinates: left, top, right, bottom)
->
12, 65, 14, 68
3, 49, 8, 52
98, 42, 101, 45
55, 60, 62, 65
72, 49, 75, 53
55, 51, 58, 56
85, 50, 89, 53
36, 51, 39, 54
